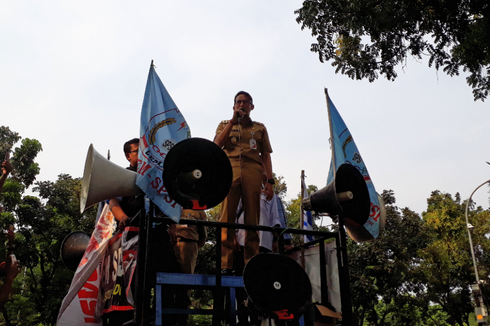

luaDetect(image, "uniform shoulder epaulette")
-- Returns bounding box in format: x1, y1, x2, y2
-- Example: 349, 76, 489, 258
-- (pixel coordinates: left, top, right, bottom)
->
253, 121, 265, 126
221, 120, 230, 124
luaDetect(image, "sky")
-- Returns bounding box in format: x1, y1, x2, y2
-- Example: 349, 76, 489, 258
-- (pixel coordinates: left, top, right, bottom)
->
1, 1, 489, 218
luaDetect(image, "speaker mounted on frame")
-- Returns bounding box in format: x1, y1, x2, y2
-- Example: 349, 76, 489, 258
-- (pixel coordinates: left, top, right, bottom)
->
163, 138, 232, 210
61, 231, 90, 272
80, 144, 142, 213
243, 253, 312, 321
303, 163, 381, 242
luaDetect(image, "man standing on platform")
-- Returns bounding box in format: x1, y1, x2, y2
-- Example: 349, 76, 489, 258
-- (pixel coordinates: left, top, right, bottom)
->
109, 138, 179, 326
110, 138, 145, 229
214, 91, 274, 274
174, 209, 207, 326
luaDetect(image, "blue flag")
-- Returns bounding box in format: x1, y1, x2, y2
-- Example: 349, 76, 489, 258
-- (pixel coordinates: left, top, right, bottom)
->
136, 63, 191, 222
326, 90, 383, 241
302, 177, 315, 243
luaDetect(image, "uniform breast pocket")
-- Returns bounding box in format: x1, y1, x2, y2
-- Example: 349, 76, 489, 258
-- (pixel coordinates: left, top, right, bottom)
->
228, 130, 240, 145
253, 129, 263, 142
229, 130, 239, 138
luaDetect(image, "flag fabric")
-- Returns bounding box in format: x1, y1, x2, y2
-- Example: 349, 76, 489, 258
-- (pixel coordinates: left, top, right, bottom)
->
302, 177, 315, 243
136, 63, 191, 222
57, 204, 115, 325
326, 90, 382, 240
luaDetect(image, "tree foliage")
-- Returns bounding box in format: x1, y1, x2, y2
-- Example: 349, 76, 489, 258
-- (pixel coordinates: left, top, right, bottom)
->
419, 191, 490, 325
295, 0, 490, 101
272, 173, 288, 199
347, 190, 435, 325
15, 175, 97, 324
0, 126, 97, 325
0, 127, 42, 195
345, 189, 490, 325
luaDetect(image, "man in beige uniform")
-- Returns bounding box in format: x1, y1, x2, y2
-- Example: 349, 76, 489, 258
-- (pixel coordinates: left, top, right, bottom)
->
174, 209, 207, 275
174, 209, 207, 325
214, 91, 274, 273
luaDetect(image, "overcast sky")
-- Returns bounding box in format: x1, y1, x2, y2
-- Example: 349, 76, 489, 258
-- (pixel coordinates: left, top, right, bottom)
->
1, 1, 489, 218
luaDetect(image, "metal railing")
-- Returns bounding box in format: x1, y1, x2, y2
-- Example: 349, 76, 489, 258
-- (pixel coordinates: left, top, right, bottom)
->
131, 211, 353, 326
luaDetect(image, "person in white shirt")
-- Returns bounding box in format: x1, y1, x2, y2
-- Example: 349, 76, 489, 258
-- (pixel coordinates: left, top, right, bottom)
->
236, 192, 280, 253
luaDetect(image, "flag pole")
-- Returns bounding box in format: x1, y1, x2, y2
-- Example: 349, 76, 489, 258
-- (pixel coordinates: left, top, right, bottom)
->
300, 170, 306, 268
300, 170, 305, 235
325, 88, 337, 178
325, 88, 354, 325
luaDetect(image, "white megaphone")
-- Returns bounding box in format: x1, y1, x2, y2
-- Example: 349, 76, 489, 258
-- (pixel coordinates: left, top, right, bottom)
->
80, 144, 142, 213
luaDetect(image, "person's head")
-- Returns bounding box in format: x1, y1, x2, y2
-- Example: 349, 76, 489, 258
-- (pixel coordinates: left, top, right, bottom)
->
233, 91, 254, 117
123, 138, 139, 168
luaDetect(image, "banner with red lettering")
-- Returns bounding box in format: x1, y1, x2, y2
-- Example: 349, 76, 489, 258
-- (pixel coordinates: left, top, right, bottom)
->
136, 62, 191, 222
57, 204, 115, 325
98, 227, 138, 315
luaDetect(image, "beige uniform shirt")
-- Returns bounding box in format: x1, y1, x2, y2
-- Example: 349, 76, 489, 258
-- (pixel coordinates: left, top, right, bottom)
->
215, 120, 273, 165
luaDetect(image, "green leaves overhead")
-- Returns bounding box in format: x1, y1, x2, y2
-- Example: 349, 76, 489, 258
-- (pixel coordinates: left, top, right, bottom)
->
296, 0, 490, 101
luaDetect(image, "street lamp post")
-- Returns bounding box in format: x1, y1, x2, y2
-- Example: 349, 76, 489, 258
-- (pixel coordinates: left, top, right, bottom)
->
465, 179, 490, 325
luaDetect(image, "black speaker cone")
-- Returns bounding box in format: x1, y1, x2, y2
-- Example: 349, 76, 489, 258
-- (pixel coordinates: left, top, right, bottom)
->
163, 138, 232, 209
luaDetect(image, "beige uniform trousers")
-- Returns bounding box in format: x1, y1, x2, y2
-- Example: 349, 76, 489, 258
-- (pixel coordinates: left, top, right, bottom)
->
220, 160, 263, 270
174, 241, 199, 275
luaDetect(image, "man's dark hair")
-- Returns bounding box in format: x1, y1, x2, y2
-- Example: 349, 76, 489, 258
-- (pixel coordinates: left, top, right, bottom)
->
123, 138, 139, 154
234, 91, 253, 104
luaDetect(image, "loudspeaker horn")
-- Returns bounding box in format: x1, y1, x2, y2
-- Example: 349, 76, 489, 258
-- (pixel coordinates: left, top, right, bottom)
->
80, 144, 141, 213
243, 253, 312, 321
303, 163, 373, 242
61, 231, 90, 271
163, 138, 232, 210
342, 192, 386, 242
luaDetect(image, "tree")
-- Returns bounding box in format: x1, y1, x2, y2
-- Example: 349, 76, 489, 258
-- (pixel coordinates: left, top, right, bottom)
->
0, 127, 21, 159
0, 126, 43, 324
0, 126, 41, 195
347, 190, 436, 325
0, 126, 98, 325
15, 175, 97, 324
419, 191, 490, 325
344, 189, 490, 325
295, 0, 490, 101
272, 173, 288, 199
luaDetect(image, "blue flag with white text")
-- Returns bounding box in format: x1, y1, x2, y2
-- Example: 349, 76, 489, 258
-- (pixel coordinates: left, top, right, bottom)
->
326, 91, 383, 241
136, 64, 190, 222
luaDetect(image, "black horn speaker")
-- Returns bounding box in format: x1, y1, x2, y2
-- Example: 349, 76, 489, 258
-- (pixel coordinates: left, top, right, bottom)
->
61, 231, 90, 272
163, 138, 232, 210
243, 253, 312, 322
303, 163, 372, 241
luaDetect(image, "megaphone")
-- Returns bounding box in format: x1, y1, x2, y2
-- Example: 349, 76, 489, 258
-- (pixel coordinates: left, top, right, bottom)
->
303, 163, 378, 242
60, 231, 90, 271
243, 253, 312, 321
80, 144, 141, 213
163, 138, 232, 210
